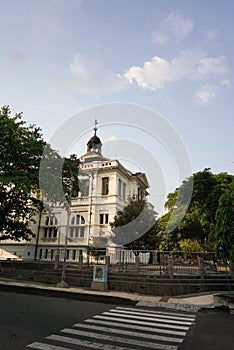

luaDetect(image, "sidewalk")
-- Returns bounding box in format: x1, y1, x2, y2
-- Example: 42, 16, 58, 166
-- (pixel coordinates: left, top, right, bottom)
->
0, 277, 217, 312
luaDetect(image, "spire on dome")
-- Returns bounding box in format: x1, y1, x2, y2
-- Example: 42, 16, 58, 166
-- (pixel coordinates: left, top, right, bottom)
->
87, 118, 102, 154
94, 118, 98, 135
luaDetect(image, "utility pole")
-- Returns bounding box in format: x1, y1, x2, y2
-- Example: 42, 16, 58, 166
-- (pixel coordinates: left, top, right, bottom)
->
56, 160, 75, 288
87, 171, 94, 266
56, 207, 71, 287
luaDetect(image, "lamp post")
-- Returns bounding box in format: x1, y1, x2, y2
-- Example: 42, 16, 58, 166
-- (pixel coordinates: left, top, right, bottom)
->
56, 161, 74, 287
57, 207, 71, 287
87, 171, 94, 266
54, 225, 60, 269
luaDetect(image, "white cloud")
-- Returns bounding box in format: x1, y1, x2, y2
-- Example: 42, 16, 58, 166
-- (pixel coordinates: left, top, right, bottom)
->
197, 56, 228, 76
124, 49, 228, 91
124, 56, 171, 90
63, 50, 229, 99
151, 31, 169, 45
195, 85, 217, 105
165, 12, 194, 38
152, 12, 194, 45
66, 53, 129, 94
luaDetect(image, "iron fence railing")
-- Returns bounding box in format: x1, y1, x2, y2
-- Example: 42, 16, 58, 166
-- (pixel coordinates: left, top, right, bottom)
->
26, 248, 231, 276
83, 249, 230, 276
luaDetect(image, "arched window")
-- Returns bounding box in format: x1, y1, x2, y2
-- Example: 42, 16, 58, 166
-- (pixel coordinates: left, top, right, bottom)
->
44, 216, 58, 238
70, 215, 86, 238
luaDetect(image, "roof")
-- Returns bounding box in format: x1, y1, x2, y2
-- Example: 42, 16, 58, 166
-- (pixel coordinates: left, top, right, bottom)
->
0, 249, 22, 261
132, 172, 149, 188
80, 151, 109, 163
87, 134, 102, 146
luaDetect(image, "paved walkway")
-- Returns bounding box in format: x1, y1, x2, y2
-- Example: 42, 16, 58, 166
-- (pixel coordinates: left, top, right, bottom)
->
0, 277, 218, 312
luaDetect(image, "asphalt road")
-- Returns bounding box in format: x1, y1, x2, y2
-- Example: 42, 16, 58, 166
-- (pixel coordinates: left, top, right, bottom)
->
0, 290, 116, 350
1, 290, 234, 350
181, 307, 234, 350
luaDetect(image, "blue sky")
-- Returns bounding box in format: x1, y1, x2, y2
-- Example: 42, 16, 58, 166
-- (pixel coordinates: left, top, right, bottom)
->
0, 0, 233, 211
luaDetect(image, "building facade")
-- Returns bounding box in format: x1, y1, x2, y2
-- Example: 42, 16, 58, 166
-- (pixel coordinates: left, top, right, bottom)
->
0, 122, 149, 262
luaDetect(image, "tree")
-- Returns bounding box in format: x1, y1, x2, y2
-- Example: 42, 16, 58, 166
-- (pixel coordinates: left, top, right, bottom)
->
215, 185, 234, 261
110, 199, 158, 253
0, 105, 45, 241
0, 106, 81, 242
62, 154, 80, 199
158, 169, 233, 252
40, 144, 81, 207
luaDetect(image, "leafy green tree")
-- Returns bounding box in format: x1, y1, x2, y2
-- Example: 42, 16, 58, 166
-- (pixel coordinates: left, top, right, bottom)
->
178, 238, 203, 253
157, 211, 179, 251
0, 106, 81, 242
215, 185, 234, 261
62, 154, 80, 199
110, 199, 158, 253
0, 105, 45, 241
40, 146, 81, 208
158, 169, 233, 252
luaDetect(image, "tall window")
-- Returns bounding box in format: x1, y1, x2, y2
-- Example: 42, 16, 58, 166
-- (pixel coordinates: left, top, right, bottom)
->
118, 179, 122, 197
44, 216, 58, 238
102, 177, 109, 195
137, 187, 143, 201
137, 187, 141, 201
39, 249, 42, 259
118, 178, 126, 200
70, 215, 86, 238
79, 174, 89, 196
100, 213, 109, 225
123, 183, 126, 200
72, 250, 76, 260
45, 249, 48, 259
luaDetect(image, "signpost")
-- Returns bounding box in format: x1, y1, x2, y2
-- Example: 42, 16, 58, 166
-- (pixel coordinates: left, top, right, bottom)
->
91, 265, 108, 291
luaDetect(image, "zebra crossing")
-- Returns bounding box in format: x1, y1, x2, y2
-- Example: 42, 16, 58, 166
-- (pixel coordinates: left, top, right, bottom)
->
27, 306, 196, 350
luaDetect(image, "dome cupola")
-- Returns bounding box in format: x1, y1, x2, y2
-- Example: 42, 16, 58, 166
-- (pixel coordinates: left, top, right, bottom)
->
87, 118, 102, 154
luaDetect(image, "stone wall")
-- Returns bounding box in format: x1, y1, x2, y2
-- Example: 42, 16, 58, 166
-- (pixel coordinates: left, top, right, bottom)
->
1, 261, 233, 296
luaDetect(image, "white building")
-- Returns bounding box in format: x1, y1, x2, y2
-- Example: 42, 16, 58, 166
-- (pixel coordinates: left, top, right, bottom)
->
0, 122, 149, 262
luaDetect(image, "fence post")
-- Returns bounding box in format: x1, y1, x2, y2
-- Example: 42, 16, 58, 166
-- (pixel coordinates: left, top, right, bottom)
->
105, 255, 110, 266
230, 261, 234, 279
54, 252, 59, 269
78, 254, 83, 268
168, 257, 173, 279
135, 255, 140, 273
198, 257, 205, 279
152, 251, 157, 264
122, 251, 127, 272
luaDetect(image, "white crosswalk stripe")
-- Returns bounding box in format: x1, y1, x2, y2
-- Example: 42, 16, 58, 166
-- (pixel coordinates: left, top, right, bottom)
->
26, 343, 72, 350
115, 307, 196, 321
84, 318, 187, 336
72, 322, 183, 343
116, 307, 196, 318
93, 314, 190, 330
29, 336, 136, 350
27, 306, 196, 350
101, 311, 194, 326
60, 327, 178, 349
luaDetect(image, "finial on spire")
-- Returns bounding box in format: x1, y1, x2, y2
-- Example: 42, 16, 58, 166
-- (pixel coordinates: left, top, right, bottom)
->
94, 118, 98, 135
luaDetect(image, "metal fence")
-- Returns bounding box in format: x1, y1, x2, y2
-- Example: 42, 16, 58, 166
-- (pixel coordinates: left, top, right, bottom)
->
32, 248, 231, 277
84, 249, 230, 276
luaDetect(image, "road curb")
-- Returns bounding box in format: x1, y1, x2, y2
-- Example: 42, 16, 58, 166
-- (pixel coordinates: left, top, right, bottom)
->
136, 300, 213, 313
0, 278, 215, 312
0, 280, 137, 306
